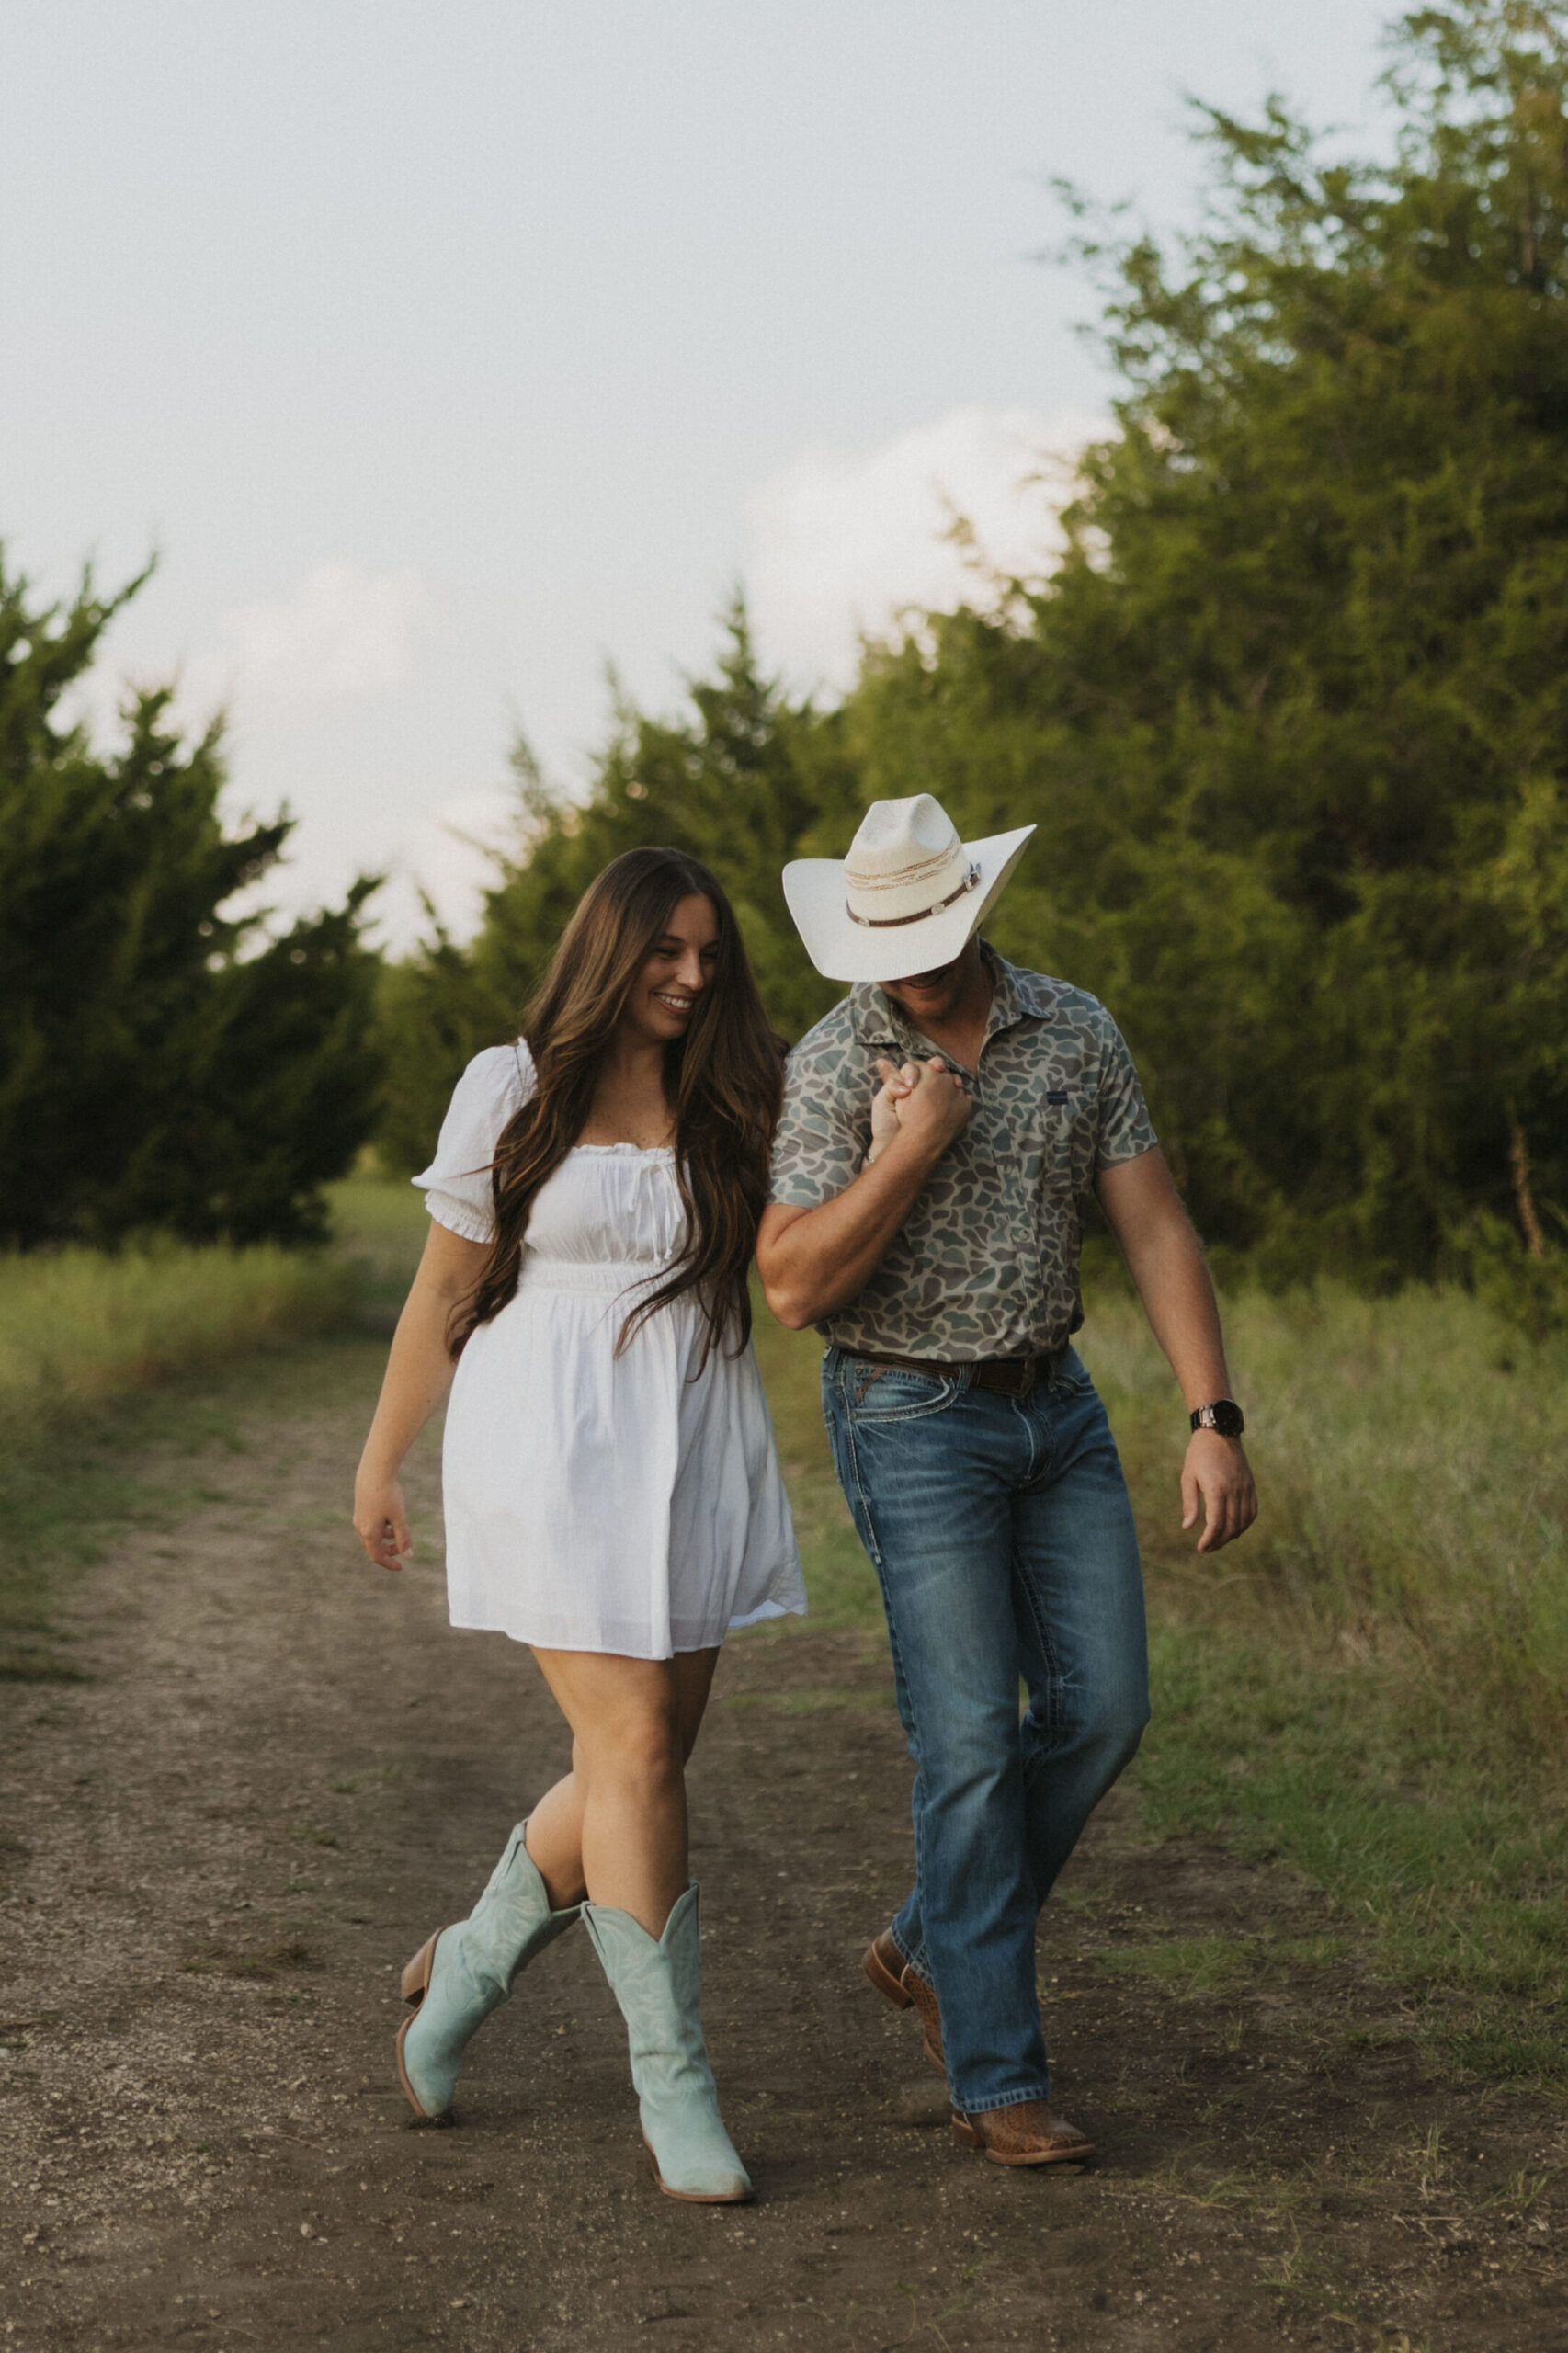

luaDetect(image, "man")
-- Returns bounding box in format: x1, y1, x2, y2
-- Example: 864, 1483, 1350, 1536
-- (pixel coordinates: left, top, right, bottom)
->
756, 793, 1256, 2167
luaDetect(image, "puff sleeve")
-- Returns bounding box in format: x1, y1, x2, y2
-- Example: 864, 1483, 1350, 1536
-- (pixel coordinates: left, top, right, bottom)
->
412, 1042, 536, 1244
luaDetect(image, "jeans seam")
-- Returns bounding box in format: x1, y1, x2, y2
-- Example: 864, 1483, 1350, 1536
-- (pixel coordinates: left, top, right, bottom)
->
835, 1394, 937, 1986
827, 1368, 923, 1768
838, 1401, 885, 1574
1013, 1535, 1065, 1744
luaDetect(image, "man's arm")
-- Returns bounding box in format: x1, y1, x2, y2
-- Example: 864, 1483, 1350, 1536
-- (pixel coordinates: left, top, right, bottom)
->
757, 1057, 969, 1330
1094, 1147, 1258, 1554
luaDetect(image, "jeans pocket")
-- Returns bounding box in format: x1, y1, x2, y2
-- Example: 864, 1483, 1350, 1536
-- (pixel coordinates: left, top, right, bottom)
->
845, 1361, 960, 1423
1048, 1346, 1094, 1398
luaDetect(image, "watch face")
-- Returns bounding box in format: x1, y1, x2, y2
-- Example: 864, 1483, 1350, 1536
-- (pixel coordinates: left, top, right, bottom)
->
1209, 1400, 1245, 1438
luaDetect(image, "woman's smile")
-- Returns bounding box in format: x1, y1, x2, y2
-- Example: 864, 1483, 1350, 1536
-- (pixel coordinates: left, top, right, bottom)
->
627, 892, 721, 1041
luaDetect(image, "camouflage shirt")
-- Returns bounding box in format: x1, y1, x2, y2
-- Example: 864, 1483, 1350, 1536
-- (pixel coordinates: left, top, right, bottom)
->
768, 944, 1157, 1360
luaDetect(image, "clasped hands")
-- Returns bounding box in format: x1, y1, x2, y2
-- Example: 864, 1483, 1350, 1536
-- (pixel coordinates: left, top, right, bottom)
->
868, 1055, 970, 1165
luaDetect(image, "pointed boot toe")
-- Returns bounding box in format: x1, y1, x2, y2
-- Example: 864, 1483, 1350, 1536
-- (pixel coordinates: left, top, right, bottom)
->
643, 2129, 753, 2204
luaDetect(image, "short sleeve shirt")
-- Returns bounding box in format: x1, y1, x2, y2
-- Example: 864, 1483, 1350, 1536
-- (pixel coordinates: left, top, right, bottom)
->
768, 945, 1156, 1360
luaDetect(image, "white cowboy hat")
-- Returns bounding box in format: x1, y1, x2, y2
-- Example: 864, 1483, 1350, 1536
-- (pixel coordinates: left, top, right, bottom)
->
782, 793, 1035, 984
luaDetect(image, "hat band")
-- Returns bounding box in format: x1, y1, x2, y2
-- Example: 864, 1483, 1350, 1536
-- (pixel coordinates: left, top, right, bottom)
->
846, 861, 980, 930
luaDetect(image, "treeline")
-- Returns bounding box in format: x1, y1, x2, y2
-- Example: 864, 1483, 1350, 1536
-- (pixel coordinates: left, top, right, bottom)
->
4, 0, 1565, 1290
0, 565, 381, 1250
383, 0, 1568, 1290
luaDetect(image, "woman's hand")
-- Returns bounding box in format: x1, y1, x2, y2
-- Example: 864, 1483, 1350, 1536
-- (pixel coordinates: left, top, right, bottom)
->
868, 1057, 921, 1165
354, 1465, 414, 1572
350, 1219, 483, 1581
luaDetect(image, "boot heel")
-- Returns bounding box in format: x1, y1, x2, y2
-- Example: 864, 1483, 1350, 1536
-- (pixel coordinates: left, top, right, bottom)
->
863, 1941, 913, 2009
401, 1931, 440, 2007
392, 1819, 580, 2128
950, 2111, 983, 2149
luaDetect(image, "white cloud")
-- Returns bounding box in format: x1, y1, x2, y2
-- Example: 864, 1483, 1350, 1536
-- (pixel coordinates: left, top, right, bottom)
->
744, 404, 1107, 692
210, 783, 520, 961
188, 560, 427, 722
388, 786, 520, 946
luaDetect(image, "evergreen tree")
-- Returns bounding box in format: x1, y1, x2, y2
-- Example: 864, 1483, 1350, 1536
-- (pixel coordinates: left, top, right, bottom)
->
847, 0, 1568, 1277
379, 1, 1568, 1285
0, 555, 383, 1247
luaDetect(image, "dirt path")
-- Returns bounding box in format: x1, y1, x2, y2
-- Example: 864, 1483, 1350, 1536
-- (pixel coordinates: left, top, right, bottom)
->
3, 1334, 1565, 2352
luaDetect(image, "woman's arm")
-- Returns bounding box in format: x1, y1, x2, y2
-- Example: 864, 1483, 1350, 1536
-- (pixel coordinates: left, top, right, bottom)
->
352, 1220, 491, 1572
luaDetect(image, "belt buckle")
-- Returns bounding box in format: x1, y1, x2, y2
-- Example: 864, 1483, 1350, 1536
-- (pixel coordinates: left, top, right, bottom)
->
999, 1356, 1036, 1397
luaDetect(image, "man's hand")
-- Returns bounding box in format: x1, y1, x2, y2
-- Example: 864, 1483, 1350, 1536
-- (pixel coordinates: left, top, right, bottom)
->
758, 1057, 970, 1329
1180, 1431, 1257, 1553
869, 1057, 920, 1163
880, 1054, 970, 1159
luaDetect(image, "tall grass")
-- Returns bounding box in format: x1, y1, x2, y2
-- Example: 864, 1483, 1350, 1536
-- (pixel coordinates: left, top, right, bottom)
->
0, 1241, 358, 1679
324, 1166, 432, 1317
0, 1244, 356, 1443
1080, 1278, 1568, 1762
752, 1278, 1568, 2078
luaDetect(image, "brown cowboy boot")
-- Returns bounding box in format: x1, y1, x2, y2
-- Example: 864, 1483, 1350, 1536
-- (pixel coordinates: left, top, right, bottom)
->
863, 1929, 944, 2071
950, 2099, 1095, 2166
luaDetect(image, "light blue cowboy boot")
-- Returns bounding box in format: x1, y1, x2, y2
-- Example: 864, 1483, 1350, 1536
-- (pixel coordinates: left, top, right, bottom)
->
396, 1820, 580, 2122
583, 1882, 753, 2202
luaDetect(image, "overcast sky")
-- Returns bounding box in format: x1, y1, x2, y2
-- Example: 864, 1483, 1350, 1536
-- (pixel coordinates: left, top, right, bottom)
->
3, 0, 1398, 948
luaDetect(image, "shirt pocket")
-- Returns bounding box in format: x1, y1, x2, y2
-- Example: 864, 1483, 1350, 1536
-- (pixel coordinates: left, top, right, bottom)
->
1009, 1089, 1082, 1197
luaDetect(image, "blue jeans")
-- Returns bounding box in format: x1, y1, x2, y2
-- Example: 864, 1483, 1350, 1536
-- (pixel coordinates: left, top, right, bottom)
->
823, 1344, 1149, 2116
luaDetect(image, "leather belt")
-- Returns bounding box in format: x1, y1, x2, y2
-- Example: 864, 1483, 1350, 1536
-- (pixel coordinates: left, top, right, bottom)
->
846, 1346, 1064, 1399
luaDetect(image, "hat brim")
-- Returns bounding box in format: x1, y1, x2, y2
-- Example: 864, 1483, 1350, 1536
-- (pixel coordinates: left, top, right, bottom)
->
782, 824, 1037, 984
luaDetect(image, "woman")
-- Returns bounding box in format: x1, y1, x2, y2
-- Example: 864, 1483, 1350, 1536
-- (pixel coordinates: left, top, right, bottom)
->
353, 847, 806, 2204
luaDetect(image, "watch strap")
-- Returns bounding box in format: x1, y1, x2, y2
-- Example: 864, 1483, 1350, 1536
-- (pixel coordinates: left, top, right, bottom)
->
1190, 1399, 1245, 1438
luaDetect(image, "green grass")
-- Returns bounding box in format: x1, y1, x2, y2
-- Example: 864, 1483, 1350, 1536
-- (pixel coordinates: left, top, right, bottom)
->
0, 1208, 390, 1682
1082, 1275, 1568, 1753
324, 1165, 431, 1313
1093, 1928, 1350, 1997
0, 1175, 426, 1681
751, 1274, 1568, 2086
0, 1241, 357, 1442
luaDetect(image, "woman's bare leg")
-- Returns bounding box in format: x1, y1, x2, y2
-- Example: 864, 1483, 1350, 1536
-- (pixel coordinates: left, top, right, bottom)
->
523, 1647, 720, 1928
520, 1736, 590, 1906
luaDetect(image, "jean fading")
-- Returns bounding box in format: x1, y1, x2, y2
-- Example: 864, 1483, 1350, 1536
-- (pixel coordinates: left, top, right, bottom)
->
823, 1343, 1150, 2116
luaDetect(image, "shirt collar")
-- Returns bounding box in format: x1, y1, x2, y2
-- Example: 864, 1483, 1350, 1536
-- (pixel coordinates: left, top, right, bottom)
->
847, 941, 1048, 1053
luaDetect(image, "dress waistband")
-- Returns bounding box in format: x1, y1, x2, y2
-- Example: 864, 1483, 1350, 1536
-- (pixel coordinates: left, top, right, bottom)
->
517, 1257, 667, 1297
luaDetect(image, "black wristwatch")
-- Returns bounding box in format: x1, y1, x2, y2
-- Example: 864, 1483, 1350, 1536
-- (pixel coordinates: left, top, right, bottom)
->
1190, 1399, 1245, 1438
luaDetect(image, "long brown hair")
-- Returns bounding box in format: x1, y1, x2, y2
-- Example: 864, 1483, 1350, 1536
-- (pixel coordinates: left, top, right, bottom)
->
452, 848, 783, 1365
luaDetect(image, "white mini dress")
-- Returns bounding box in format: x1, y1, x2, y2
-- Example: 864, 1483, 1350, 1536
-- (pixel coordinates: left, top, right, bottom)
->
414, 1043, 805, 1658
